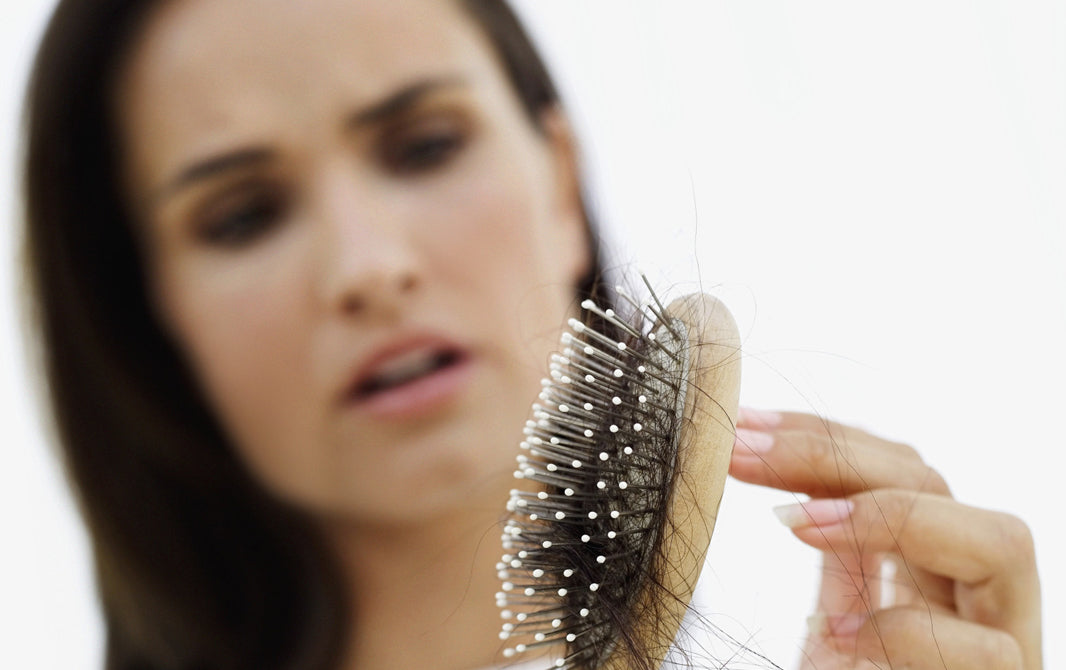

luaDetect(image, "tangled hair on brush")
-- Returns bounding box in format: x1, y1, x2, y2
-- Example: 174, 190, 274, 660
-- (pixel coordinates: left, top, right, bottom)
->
20, 1, 615, 669
498, 283, 771, 670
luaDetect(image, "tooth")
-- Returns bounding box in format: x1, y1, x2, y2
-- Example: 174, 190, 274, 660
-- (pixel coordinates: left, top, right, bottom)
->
370, 350, 440, 388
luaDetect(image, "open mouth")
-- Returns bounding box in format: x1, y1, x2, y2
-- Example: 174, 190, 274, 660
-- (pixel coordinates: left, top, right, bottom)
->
352, 348, 465, 401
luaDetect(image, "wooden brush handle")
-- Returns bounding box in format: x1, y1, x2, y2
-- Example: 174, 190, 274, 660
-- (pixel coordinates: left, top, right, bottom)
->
604, 293, 742, 669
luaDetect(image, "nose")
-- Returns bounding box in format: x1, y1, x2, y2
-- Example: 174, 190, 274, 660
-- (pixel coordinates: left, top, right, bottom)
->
315, 169, 420, 319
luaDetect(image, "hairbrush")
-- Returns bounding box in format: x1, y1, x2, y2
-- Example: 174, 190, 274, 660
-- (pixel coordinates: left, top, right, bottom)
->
496, 282, 741, 670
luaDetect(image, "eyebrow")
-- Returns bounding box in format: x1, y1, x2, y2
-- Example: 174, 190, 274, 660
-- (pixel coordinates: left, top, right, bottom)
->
347, 76, 467, 128
150, 76, 469, 207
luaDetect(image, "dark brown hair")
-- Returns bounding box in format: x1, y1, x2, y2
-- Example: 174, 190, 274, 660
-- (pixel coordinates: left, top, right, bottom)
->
20, 1, 608, 668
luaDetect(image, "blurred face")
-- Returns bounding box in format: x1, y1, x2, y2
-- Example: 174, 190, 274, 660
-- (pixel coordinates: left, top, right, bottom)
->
117, 0, 589, 526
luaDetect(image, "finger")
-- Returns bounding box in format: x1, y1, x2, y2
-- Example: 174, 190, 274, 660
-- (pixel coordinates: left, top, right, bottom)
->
781, 491, 1042, 663
737, 408, 919, 460
777, 498, 955, 612
808, 606, 1026, 670
730, 426, 950, 498
812, 545, 885, 619
884, 553, 956, 610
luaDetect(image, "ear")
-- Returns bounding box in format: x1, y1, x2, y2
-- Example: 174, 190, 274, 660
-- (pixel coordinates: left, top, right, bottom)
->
539, 105, 591, 285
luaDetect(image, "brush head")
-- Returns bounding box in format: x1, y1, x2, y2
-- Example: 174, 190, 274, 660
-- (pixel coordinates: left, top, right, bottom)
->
497, 287, 741, 669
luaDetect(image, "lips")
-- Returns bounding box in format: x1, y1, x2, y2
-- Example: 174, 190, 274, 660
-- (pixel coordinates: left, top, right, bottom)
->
352, 347, 463, 399
340, 336, 473, 418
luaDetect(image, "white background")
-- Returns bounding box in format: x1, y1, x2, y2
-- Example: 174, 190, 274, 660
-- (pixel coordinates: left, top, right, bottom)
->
3, 1, 1063, 668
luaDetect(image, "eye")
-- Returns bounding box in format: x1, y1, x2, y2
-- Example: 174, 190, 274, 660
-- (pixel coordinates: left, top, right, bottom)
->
380, 118, 469, 174
194, 187, 289, 248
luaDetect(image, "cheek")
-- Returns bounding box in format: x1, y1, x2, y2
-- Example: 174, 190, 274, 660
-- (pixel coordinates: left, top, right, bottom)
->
156, 245, 322, 498
421, 134, 571, 307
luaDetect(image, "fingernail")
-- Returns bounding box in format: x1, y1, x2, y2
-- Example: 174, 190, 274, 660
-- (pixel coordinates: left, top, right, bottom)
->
738, 407, 783, 428
734, 428, 774, 454
806, 612, 828, 637
773, 498, 854, 529
826, 613, 868, 637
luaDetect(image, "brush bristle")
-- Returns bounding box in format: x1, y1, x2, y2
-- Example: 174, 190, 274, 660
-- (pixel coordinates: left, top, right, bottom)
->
497, 293, 690, 669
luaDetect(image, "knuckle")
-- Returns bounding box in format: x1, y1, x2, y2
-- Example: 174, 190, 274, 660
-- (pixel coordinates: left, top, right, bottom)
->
800, 429, 837, 471
912, 465, 950, 496
993, 513, 1036, 567
983, 630, 1025, 670
894, 439, 922, 461
863, 488, 917, 526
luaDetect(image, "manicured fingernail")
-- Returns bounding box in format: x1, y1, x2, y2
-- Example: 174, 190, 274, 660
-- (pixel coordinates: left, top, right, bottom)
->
806, 612, 828, 637
738, 407, 783, 428
773, 498, 854, 529
826, 613, 868, 637
734, 428, 773, 454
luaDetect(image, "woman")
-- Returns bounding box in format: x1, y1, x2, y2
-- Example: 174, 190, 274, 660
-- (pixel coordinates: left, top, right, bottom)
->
20, 0, 1043, 669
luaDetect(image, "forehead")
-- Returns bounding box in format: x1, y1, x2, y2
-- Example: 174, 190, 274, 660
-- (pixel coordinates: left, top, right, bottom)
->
117, 0, 504, 184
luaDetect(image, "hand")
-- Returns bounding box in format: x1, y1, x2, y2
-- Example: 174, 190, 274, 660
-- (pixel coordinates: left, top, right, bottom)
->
728, 408, 1043, 670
